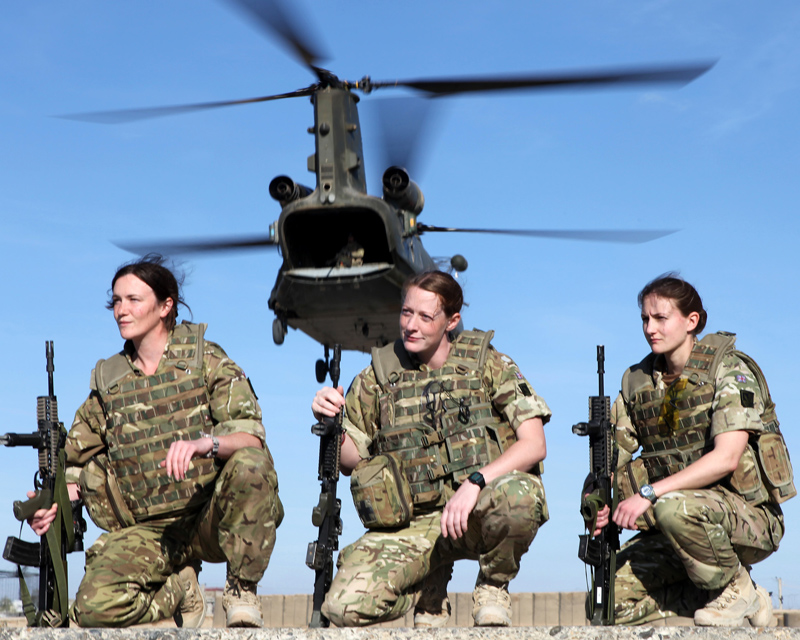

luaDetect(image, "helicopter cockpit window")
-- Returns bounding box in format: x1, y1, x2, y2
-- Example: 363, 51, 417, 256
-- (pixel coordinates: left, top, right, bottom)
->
283, 207, 390, 269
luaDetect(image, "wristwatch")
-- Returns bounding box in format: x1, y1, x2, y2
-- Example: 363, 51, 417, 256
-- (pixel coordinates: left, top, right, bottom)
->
467, 471, 486, 490
639, 484, 658, 504
202, 433, 220, 459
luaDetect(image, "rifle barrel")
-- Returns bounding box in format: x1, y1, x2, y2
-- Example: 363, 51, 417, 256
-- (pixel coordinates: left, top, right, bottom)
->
0, 433, 42, 448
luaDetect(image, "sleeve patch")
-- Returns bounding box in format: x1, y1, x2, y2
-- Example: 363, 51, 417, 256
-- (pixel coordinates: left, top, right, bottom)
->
740, 389, 754, 408
735, 374, 747, 383
518, 383, 532, 397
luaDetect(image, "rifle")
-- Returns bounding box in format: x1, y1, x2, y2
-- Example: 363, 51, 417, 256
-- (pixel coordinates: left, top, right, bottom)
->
306, 344, 344, 628
572, 345, 619, 626
1, 341, 86, 627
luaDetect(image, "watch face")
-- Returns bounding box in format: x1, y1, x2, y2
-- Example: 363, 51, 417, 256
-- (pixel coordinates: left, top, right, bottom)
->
468, 472, 485, 488
640, 485, 655, 501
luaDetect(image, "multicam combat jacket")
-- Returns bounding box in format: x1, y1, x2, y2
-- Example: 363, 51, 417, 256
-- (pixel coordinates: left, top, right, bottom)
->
613, 331, 794, 506
65, 322, 266, 526
343, 330, 551, 511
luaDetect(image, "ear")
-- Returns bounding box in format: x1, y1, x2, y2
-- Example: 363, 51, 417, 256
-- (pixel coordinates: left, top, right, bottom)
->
159, 297, 175, 319
445, 312, 461, 333
686, 311, 700, 333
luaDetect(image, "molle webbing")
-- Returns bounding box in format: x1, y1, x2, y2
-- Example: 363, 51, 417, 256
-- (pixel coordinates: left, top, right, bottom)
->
626, 335, 735, 484
97, 323, 219, 520
371, 329, 515, 510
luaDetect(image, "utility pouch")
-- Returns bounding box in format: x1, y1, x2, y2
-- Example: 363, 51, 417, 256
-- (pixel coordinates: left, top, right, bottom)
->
756, 432, 797, 504
727, 443, 770, 505
617, 458, 656, 531
350, 454, 413, 529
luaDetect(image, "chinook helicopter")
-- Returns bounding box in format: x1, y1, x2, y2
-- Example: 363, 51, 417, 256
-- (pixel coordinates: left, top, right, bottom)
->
70, 0, 713, 382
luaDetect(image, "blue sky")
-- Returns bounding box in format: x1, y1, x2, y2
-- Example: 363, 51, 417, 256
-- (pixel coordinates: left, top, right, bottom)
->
2, 1, 799, 609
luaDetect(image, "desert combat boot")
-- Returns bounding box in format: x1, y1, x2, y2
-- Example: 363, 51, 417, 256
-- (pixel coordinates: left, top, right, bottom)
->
414, 563, 453, 628
173, 562, 206, 628
223, 574, 263, 628
472, 579, 512, 627
694, 565, 769, 627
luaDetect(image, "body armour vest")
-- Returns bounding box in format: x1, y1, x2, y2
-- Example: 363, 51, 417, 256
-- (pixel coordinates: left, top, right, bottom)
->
91, 322, 219, 521
370, 329, 519, 512
622, 331, 795, 506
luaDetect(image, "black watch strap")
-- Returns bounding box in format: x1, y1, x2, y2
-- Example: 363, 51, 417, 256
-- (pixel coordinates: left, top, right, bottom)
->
467, 471, 486, 489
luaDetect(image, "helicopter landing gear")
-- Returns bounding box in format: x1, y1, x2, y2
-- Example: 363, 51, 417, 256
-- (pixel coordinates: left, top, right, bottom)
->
315, 345, 330, 384
272, 316, 287, 345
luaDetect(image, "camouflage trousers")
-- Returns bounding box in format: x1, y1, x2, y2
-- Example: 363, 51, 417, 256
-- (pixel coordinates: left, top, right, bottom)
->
323, 470, 548, 627
70, 447, 282, 627
614, 486, 783, 625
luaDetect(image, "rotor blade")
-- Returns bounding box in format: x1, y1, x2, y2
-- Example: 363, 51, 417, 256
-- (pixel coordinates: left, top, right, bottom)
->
222, 0, 328, 68
369, 96, 440, 179
57, 87, 316, 124
371, 61, 715, 96
416, 224, 678, 244
115, 234, 279, 256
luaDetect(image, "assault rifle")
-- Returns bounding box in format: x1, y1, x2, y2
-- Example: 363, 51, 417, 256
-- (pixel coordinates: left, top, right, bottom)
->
572, 345, 619, 626
1, 341, 86, 627
306, 344, 344, 628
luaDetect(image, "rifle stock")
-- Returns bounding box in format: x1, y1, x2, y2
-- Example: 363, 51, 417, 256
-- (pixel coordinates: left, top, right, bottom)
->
306, 344, 344, 628
572, 345, 619, 625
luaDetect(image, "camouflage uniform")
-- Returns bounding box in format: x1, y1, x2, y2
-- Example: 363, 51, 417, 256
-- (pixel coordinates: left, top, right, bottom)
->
64, 324, 282, 627
611, 340, 785, 625
323, 336, 550, 627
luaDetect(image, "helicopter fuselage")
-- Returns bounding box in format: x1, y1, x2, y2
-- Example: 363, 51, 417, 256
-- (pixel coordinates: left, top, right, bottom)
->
268, 86, 437, 351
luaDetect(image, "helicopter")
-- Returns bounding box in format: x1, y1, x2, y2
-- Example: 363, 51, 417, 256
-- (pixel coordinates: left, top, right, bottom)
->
67, 0, 714, 382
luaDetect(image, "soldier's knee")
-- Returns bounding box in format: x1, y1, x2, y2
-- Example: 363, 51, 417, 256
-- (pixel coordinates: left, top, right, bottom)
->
219, 447, 278, 490
71, 587, 130, 628
321, 596, 348, 627
322, 595, 375, 627
653, 492, 700, 535
482, 471, 546, 530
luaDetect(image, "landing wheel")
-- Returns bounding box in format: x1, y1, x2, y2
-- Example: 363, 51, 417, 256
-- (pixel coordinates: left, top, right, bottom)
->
272, 318, 286, 345
315, 359, 328, 384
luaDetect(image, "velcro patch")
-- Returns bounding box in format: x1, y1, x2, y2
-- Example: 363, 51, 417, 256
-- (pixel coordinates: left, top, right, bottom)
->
740, 389, 755, 408
518, 383, 532, 397
735, 374, 747, 383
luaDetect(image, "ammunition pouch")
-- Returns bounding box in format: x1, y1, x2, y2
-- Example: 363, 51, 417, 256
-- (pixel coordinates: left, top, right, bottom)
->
617, 458, 656, 531
350, 454, 413, 529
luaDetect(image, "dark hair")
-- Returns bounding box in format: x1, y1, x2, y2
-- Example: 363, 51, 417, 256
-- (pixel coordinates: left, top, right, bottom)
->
106, 254, 190, 332
638, 272, 707, 335
402, 271, 463, 318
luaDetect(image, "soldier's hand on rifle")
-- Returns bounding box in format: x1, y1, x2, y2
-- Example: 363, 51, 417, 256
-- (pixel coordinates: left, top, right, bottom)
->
593, 504, 610, 536
312, 386, 345, 421
26, 484, 81, 536
27, 492, 58, 537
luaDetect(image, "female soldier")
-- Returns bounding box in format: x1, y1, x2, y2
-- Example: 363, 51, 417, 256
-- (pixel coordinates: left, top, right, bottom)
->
29, 255, 282, 628
594, 274, 790, 626
312, 271, 550, 627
